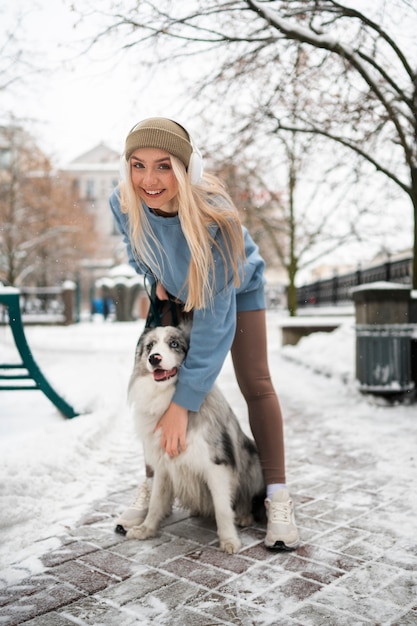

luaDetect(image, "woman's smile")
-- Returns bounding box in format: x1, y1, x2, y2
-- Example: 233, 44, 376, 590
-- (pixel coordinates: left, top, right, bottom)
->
130, 147, 179, 213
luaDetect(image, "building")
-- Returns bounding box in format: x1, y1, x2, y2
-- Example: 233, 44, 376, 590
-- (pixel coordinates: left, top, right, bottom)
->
61, 143, 128, 308
61, 143, 123, 262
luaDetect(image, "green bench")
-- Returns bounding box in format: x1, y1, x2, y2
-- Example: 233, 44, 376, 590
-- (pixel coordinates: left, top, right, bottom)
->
0, 287, 78, 418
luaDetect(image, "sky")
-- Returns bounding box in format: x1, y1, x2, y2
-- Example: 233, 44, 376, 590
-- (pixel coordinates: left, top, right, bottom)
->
2, 0, 195, 164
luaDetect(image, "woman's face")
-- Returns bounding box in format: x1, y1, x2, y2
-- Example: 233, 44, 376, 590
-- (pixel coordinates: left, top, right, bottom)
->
129, 147, 179, 214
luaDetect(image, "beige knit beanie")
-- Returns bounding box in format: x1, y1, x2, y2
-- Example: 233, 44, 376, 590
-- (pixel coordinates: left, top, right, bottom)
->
125, 118, 193, 169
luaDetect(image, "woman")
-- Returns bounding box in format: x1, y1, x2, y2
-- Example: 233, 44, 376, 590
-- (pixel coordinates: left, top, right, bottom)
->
110, 117, 299, 550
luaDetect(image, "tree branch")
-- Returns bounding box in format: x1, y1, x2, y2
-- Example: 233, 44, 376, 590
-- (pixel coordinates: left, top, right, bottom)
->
271, 117, 411, 195
246, 0, 414, 165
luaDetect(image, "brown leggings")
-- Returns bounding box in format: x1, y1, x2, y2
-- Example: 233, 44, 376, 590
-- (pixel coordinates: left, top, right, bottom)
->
147, 303, 286, 486
231, 310, 286, 485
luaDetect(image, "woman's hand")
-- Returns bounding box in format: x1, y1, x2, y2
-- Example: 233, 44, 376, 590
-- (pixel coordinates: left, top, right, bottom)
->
154, 401, 188, 457
156, 281, 169, 301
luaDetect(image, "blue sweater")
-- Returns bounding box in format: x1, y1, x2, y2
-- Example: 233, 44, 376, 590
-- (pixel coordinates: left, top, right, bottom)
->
109, 188, 266, 411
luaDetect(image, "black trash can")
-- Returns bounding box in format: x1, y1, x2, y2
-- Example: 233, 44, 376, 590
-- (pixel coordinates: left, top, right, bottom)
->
352, 282, 416, 398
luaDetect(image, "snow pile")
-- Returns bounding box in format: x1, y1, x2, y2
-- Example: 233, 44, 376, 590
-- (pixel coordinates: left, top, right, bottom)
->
281, 322, 356, 384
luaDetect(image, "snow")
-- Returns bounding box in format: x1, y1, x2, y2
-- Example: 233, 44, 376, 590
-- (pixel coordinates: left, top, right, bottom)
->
352, 281, 412, 292
281, 321, 355, 383
0, 312, 416, 585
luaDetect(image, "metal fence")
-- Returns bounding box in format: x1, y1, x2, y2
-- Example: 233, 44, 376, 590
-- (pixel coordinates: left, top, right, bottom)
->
19, 287, 66, 317
297, 257, 413, 307
0, 284, 78, 324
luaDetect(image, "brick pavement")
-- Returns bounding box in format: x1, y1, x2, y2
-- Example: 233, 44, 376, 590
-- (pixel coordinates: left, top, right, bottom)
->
1, 402, 416, 626
1, 346, 416, 625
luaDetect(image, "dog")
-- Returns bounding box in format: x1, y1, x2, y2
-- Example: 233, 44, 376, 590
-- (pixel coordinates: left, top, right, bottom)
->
126, 324, 265, 554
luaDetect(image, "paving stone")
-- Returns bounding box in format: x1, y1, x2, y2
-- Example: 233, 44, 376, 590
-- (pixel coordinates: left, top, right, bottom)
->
239, 541, 286, 563
46, 560, 117, 594
275, 574, 322, 601
334, 560, 404, 596
161, 606, 238, 626
250, 570, 322, 616
294, 515, 339, 541
111, 533, 200, 567
282, 553, 345, 585
68, 524, 127, 549
183, 591, 284, 626
313, 582, 406, 624
0, 573, 56, 608
378, 541, 417, 571
373, 571, 417, 608
98, 569, 179, 605
79, 549, 133, 580
160, 556, 233, 589
391, 609, 417, 625
0, 581, 84, 626
123, 577, 208, 618
58, 595, 144, 626
217, 562, 291, 603
289, 602, 373, 625
345, 529, 396, 556
296, 498, 336, 517
309, 525, 370, 551
164, 520, 219, 545
41, 541, 100, 568
20, 611, 79, 626
291, 543, 363, 573
186, 546, 254, 574
78, 511, 111, 526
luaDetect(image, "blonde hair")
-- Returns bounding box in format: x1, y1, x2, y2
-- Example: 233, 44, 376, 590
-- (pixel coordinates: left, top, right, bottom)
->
119, 155, 245, 312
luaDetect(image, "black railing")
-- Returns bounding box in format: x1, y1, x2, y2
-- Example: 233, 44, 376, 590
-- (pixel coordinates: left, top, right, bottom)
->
297, 257, 413, 307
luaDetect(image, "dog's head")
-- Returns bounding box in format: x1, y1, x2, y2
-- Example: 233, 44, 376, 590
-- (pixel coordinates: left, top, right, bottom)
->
135, 324, 190, 384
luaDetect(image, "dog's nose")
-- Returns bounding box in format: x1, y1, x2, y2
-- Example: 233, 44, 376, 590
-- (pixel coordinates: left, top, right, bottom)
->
149, 353, 162, 367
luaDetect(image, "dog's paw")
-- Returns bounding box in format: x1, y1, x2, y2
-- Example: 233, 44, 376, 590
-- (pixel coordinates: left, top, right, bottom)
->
220, 536, 241, 554
235, 513, 254, 528
126, 524, 156, 540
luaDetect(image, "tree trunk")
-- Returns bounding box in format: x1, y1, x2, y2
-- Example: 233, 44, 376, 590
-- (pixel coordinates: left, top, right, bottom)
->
287, 279, 297, 317
411, 167, 417, 290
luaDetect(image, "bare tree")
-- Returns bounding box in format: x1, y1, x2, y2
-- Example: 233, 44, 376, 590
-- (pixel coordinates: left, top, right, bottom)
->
0, 124, 97, 286
80, 0, 417, 288
0, 7, 45, 94
215, 125, 367, 316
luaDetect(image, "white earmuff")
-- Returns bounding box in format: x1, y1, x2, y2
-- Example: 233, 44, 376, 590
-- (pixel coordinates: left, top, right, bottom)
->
119, 154, 129, 181
188, 143, 204, 185
170, 119, 204, 185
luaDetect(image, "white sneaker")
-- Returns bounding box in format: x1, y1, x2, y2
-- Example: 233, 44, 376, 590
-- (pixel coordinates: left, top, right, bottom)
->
264, 489, 300, 550
115, 478, 152, 535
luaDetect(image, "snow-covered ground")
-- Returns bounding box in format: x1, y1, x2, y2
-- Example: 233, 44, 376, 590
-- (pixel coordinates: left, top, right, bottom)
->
0, 312, 415, 584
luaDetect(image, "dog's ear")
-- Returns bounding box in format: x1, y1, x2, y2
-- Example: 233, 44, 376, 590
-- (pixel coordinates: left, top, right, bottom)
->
178, 321, 192, 346
136, 327, 153, 358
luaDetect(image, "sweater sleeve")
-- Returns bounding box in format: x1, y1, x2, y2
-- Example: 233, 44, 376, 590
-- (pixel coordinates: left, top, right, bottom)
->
172, 235, 238, 412
173, 293, 236, 412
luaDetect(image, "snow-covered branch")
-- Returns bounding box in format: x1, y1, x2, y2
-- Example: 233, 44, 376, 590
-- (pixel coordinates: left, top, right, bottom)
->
247, 0, 414, 164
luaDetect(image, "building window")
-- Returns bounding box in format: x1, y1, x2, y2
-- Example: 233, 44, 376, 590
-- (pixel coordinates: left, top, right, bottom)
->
72, 178, 80, 195
86, 179, 95, 199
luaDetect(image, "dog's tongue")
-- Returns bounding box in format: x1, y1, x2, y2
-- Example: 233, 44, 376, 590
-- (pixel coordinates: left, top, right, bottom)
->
153, 367, 177, 382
